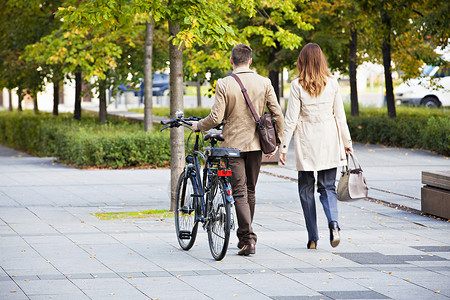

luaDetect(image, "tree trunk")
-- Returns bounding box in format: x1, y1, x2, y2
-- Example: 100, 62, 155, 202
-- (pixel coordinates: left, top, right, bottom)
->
196, 80, 201, 107
144, 17, 154, 132
269, 70, 280, 102
33, 91, 39, 113
349, 25, 359, 117
280, 70, 284, 99
17, 88, 23, 112
53, 80, 59, 116
268, 46, 280, 102
99, 79, 107, 125
8, 89, 13, 111
381, 6, 396, 118
169, 20, 185, 211
74, 72, 82, 120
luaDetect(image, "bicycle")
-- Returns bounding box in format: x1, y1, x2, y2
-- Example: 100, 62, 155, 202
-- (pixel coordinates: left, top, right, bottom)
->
160, 112, 240, 261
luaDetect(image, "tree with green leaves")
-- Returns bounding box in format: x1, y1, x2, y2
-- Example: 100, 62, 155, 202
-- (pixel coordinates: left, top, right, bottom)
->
298, 0, 367, 116
234, 0, 312, 100
24, 0, 142, 122
0, 0, 62, 112
356, 0, 447, 118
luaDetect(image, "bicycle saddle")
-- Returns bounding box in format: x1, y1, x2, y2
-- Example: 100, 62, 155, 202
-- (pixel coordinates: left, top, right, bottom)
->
205, 133, 225, 142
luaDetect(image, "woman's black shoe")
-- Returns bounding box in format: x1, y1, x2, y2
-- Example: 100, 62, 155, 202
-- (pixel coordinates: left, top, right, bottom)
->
329, 221, 340, 248
307, 240, 317, 249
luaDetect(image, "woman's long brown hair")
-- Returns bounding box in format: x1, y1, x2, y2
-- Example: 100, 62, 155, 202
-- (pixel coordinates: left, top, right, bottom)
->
297, 43, 331, 98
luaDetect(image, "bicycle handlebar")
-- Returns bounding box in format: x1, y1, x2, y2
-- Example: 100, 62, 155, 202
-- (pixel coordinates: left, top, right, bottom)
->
160, 116, 202, 131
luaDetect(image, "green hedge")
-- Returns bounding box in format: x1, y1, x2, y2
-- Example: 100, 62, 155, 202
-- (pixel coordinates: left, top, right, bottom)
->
347, 106, 449, 156
0, 106, 448, 169
0, 111, 171, 168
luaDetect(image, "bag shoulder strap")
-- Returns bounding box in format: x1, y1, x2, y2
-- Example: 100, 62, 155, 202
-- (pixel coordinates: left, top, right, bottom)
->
230, 73, 260, 123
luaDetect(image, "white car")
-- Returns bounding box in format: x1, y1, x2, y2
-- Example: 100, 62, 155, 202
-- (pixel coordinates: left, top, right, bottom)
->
395, 65, 450, 107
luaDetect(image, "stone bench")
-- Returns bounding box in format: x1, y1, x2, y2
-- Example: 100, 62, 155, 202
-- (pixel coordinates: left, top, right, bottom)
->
421, 170, 450, 219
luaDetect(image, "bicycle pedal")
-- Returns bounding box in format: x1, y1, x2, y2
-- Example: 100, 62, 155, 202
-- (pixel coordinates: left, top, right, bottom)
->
178, 230, 191, 239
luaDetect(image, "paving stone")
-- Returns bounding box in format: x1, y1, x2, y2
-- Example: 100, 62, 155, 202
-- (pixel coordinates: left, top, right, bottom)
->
36, 274, 66, 280
0, 280, 29, 299
91, 273, 120, 279
194, 269, 223, 275
12, 275, 40, 281
64, 273, 94, 279
118, 272, 147, 278
335, 252, 406, 265
168, 270, 198, 276
143, 271, 172, 277
411, 245, 450, 252
319, 290, 390, 299
272, 296, 332, 300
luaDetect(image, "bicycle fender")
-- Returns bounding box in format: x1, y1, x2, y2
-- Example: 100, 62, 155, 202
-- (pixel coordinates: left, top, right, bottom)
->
224, 184, 234, 204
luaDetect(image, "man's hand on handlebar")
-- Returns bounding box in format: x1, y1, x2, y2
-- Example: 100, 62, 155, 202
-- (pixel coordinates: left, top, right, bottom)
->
190, 121, 200, 132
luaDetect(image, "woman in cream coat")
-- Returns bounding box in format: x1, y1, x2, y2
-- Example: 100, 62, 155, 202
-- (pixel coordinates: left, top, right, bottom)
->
280, 43, 352, 249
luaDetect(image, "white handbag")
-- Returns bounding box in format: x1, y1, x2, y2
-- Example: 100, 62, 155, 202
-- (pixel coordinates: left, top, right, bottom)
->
337, 151, 369, 201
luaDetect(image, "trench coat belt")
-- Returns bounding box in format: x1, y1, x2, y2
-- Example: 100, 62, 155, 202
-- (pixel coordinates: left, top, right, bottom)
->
299, 113, 334, 123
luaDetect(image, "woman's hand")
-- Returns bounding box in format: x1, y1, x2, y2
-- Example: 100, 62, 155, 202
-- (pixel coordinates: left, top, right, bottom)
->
345, 147, 353, 155
279, 152, 287, 165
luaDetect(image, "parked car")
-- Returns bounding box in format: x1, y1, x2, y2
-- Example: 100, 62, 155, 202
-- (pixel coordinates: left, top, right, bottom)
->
395, 65, 450, 107
151, 73, 170, 96
119, 73, 169, 98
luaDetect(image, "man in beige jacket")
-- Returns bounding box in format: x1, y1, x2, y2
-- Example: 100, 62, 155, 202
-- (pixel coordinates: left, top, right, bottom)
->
192, 44, 284, 256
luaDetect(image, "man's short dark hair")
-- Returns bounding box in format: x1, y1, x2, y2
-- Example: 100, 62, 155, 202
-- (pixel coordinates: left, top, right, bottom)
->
231, 44, 252, 66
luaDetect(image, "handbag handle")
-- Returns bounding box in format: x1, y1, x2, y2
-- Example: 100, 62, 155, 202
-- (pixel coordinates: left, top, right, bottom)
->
344, 151, 363, 171
230, 73, 261, 123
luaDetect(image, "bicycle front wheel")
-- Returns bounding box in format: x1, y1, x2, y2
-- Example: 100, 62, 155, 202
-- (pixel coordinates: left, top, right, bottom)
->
175, 170, 198, 250
207, 179, 231, 261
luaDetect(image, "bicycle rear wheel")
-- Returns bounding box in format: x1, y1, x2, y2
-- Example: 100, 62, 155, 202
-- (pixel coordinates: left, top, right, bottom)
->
175, 170, 198, 250
207, 179, 231, 261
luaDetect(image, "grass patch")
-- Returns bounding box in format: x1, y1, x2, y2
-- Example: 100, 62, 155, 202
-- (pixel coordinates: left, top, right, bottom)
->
92, 209, 173, 220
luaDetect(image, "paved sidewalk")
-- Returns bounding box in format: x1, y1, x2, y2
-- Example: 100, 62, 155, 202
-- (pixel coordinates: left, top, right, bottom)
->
0, 143, 449, 300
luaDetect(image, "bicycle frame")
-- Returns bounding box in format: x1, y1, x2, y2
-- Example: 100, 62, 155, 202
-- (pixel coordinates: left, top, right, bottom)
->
161, 114, 239, 260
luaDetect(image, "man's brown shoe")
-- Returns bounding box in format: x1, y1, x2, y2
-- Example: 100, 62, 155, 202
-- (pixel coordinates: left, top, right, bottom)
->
238, 244, 255, 256
237, 241, 244, 249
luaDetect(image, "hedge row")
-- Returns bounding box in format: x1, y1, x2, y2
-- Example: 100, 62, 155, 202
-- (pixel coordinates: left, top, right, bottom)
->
0, 111, 171, 168
346, 107, 449, 156
0, 106, 448, 169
